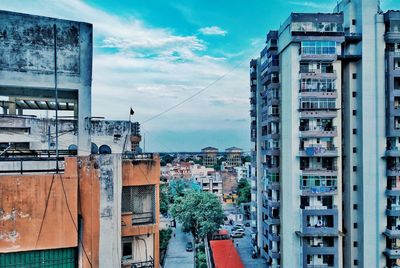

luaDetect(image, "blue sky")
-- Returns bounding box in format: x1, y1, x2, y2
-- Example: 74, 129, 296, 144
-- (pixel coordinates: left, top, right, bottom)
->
0, 0, 398, 152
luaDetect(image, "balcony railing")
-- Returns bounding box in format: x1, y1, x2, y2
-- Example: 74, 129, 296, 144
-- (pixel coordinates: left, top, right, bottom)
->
299, 126, 337, 138
299, 145, 338, 157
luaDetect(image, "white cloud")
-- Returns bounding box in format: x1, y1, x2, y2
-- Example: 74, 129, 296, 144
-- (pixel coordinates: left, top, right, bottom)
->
0, 0, 251, 151
288, 1, 334, 9
199, 26, 228, 36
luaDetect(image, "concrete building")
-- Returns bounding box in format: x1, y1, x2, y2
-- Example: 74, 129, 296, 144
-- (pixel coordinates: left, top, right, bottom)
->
197, 173, 223, 201
250, 1, 400, 267
0, 10, 160, 268
201, 146, 218, 167
225, 147, 243, 167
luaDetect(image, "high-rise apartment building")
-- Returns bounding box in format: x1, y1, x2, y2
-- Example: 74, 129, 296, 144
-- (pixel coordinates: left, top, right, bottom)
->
249, 0, 400, 267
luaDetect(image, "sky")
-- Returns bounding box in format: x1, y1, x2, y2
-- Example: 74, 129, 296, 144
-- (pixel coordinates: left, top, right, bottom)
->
0, 0, 398, 152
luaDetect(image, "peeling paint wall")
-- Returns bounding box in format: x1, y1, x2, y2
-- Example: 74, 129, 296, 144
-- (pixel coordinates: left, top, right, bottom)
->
0, 158, 78, 252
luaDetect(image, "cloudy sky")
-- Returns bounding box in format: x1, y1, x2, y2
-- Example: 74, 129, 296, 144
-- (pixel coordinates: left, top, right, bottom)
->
0, 0, 398, 152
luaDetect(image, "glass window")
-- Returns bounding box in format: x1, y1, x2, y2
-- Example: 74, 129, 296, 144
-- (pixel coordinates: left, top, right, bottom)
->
301, 41, 337, 55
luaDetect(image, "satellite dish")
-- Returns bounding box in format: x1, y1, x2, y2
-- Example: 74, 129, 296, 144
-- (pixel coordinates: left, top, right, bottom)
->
68, 144, 78, 155
91, 143, 99, 154
99, 144, 112, 154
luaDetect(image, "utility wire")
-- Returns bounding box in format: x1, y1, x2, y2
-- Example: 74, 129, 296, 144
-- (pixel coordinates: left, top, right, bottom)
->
59, 173, 93, 268
141, 61, 243, 125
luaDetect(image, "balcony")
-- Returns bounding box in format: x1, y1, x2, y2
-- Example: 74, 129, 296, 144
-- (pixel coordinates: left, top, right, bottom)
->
387, 166, 400, 176
386, 188, 400, 196
299, 126, 337, 138
386, 205, 400, 217
386, 147, 400, 157
264, 163, 279, 173
305, 265, 334, 268
299, 110, 337, 119
300, 210, 338, 237
303, 243, 337, 255
300, 168, 338, 177
268, 231, 280, 242
299, 146, 338, 157
268, 249, 280, 259
267, 199, 280, 208
301, 186, 337, 196
384, 227, 400, 238
299, 70, 337, 80
384, 248, 400, 259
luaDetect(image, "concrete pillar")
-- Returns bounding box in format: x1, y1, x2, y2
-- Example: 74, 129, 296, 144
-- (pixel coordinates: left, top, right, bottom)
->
9, 97, 16, 115
77, 23, 93, 156
74, 101, 78, 119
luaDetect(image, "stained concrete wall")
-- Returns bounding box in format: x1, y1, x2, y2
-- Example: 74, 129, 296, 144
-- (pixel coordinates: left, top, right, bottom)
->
97, 154, 122, 268
0, 117, 133, 153
0, 10, 92, 155
0, 158, 78, 252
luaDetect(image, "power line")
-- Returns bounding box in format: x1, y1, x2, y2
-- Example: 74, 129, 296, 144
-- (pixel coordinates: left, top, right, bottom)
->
141, 61, 243, 125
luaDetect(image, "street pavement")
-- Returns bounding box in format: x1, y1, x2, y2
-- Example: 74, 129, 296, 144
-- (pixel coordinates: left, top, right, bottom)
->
164, 223, 194, 268
225, 225, 268, 268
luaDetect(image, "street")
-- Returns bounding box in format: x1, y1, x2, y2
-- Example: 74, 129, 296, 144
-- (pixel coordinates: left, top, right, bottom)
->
225, 225, 268, 268
164, 223, 194, 268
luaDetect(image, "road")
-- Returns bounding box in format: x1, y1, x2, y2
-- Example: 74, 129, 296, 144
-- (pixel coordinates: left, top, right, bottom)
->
225, 225, 268, 268
164, 223, 194, 268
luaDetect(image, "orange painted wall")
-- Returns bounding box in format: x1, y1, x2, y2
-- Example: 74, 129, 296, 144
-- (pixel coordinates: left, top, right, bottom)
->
122, 156, 160, 186
121, 156, 160, 267
0, 158, 78, 252
78, 156, 100, 268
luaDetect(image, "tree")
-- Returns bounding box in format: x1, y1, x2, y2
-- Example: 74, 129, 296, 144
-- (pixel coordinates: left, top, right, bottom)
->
160, 184, 171, 215
170, 190, 224, 241
237, 178, 251, 204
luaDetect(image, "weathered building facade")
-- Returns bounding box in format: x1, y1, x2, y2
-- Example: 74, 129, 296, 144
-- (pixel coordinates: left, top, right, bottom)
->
0, 10, 160, 268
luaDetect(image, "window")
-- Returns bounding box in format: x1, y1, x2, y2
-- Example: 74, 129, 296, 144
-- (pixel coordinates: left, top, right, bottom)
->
353, 110, 357, 116
301, 41, 337, 55
353, 166, 357, 172
353, 185, 358, 191
122, 237, 133, 260
395, 77, 400, 90
353, 129, 357, 135
352, 73, 357, 79
354, 259, 358, 266
352, 19, 356, 26
352, 92, 356, 97
353, 147, 357, 153
122, 186, 156, 225
354, 241, 358, 247
353, 204, 358, 210
354, 223, 358, 229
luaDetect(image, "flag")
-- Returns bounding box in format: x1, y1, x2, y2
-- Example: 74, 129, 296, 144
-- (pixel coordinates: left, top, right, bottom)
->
130, 107, 134, 115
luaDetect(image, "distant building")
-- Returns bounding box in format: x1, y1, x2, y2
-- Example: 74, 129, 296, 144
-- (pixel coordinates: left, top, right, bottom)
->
201, 146, 218, 167
225, 147, 243, 167
198, 173, 223, 200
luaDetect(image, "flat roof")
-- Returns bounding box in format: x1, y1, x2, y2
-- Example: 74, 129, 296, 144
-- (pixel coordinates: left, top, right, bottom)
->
210, 240, 244, 268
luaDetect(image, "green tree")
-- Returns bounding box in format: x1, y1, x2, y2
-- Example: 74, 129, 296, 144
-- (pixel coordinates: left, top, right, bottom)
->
237, 178, 251, 204
160, 184, 171, 215
170, 190, 224, 241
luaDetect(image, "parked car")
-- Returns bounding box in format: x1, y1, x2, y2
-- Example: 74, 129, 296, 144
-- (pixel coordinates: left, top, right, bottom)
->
235, 228, 245, 234
245, 222, 251, 227
230, 231, 244, 238
186, 242, 193, 252
235, 223, 244, 228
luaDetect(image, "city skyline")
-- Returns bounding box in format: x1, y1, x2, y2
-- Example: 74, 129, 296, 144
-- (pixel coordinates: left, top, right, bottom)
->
0, 0, 398, 152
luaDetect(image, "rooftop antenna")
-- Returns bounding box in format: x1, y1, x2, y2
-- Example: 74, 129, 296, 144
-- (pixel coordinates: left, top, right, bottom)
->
53, 24, 59, 173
